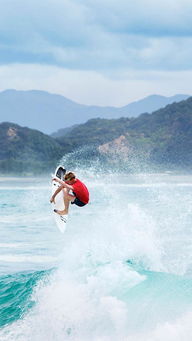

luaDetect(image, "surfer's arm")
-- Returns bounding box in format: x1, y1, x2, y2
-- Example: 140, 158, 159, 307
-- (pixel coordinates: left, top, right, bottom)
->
52, 178, 73, 191
53, 178, 73, 191
62, 183, 73, 191
50, 185, 64, 203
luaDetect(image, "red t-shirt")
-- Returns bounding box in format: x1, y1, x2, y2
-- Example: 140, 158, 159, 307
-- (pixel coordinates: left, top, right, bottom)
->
72, 179, 89, 204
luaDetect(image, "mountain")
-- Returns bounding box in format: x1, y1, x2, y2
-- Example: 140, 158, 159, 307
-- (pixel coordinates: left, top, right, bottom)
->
55, 118, 132, 152
125, 97, 192, 167
1, 96, 192, 174
0, 89, 189, 134
119, 94, 190, 116
0, 122, 64, 174
56, 97, 192, 170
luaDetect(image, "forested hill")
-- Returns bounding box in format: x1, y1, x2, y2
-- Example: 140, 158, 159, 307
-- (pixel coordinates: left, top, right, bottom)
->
55, 117, 133, 150
127, 96, 192, 166
0, 122, 63, 174
1, 96, 192, 174
56, 96, 192, 169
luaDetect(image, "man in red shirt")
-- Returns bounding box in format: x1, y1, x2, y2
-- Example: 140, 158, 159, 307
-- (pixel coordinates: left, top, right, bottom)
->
50, 172, 89, 216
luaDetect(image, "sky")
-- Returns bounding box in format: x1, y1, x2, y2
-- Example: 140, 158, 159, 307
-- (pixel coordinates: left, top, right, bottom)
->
0, 0, 192, 106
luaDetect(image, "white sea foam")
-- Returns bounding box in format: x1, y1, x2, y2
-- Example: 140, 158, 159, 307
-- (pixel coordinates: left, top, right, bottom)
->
0, 174, 192, 340
130, 312, 192, 341
1, 266, 192, 341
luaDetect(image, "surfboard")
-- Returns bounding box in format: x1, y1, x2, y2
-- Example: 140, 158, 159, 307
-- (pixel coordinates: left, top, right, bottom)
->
51, 165, 67, 233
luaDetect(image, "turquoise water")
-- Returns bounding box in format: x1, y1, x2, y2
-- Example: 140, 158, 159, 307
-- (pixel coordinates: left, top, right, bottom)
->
0, 173, 192, 340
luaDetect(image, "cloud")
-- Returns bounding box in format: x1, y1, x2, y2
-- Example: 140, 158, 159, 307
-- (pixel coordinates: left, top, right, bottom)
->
0, 0, 192, 105
83, 0, 192, 36
0, 0, 192, 73
0, 0, 90, 63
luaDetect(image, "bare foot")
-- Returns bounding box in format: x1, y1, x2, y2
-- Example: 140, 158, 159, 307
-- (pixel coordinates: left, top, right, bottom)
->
54, 209, 68, 216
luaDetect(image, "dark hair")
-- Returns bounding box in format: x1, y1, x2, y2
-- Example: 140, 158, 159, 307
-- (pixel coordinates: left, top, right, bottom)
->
64, 172, 76, 181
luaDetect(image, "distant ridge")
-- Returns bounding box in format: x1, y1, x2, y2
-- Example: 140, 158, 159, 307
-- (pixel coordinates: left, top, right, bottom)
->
0, 89, 190, 134
120, 94, 190, 116
1, 96, 192, 174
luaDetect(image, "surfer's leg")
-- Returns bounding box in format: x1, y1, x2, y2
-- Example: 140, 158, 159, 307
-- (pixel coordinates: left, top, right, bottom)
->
54, 189, 75, 215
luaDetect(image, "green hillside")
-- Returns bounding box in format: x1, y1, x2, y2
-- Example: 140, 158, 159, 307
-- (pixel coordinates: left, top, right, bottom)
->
128, 97, 192, 166
57, 97, 192, 169
1, 96, 192, 174
0, 122, 64, 174
56, 117, 132, 151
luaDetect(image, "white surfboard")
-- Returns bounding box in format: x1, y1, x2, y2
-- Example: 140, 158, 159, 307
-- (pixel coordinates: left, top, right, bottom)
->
51, 165, 68, 233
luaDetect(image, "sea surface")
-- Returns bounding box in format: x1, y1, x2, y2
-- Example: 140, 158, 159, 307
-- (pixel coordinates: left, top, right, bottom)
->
0, 172, 192, 340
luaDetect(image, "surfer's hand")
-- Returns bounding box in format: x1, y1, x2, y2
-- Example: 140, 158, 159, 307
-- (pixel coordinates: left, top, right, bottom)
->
52, 177, 64, 186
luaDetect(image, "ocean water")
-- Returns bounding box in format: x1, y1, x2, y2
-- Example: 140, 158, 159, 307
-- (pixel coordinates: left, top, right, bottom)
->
0, 172, 192, 340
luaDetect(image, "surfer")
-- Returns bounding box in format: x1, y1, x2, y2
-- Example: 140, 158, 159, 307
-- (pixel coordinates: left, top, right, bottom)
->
50, 172, 89, 216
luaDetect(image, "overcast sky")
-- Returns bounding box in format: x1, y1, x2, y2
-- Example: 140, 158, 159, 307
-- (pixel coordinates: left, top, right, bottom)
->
0, 0, 192, 106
